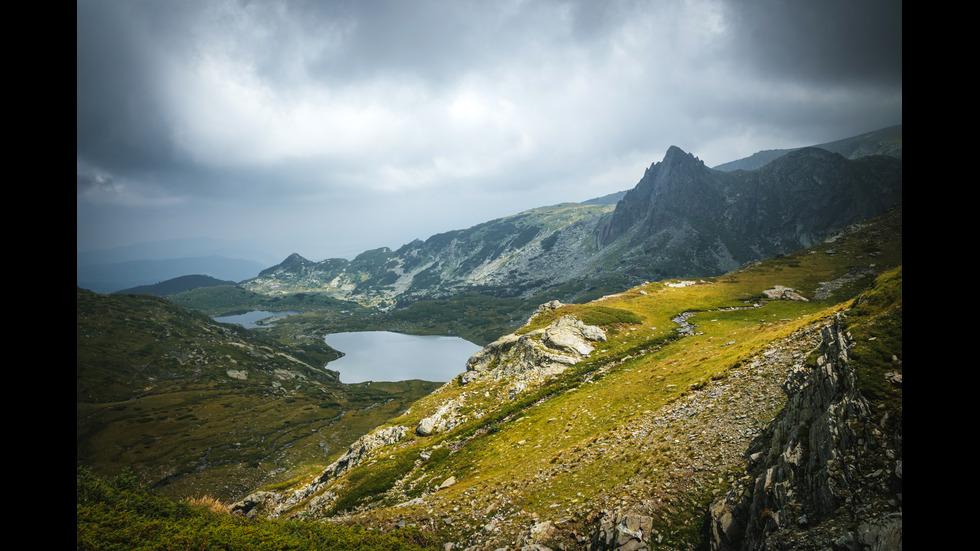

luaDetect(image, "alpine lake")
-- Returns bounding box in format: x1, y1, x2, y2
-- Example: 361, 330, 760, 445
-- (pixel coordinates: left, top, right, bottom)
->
213, 311, 482, 383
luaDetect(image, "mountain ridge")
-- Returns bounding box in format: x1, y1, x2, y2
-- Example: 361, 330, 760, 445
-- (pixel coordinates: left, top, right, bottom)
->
245, 141, 900, 310
712, 124, 902, 172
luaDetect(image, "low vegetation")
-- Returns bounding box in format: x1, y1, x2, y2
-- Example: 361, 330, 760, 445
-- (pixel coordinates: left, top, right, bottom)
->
77, 467, 437, 550
249, 209, 901, 549
79, 207, 901, 549
76, 289, 440, 502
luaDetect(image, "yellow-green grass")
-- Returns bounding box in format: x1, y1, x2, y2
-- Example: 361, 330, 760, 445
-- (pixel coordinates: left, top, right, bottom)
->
298, 210, 902, 546
77, 376, 437, 502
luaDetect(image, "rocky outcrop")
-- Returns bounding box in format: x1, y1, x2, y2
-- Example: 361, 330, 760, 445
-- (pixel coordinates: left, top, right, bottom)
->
459, 315, 606, 389
316, 425, 409, 484
260, 424, 409, 517
416, 399, 465, 436
705, 315, 902, 550
763, 285, 809, 301
230, 490, 271, 519
590, 511, 656, 551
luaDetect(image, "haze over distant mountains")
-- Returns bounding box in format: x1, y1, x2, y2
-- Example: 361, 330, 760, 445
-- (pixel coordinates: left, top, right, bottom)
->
711, 124, 902, 171
76, 238, 275, 294
80, 126, 901, 296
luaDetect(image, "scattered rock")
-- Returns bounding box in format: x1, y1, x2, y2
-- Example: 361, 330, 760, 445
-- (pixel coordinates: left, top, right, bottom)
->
230, 491, 270, 519
590, 510, 654, 550
762, 285, 808, 301
438, 476, 457, 490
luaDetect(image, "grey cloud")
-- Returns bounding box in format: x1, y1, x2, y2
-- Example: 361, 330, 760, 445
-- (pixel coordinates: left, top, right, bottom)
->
77, 0, 901, 260
723, 0, 902, 87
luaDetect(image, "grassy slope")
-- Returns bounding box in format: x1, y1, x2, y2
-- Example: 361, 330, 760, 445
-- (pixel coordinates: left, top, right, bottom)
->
77, 467, 439, 551
77, 289, 440, 502
272, 208, 901, 549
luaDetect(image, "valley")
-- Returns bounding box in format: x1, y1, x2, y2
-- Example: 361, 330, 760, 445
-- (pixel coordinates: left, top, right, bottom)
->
76, 289, 442, 501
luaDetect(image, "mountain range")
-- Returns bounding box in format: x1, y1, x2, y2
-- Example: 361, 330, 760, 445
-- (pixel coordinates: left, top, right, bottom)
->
711, 124, 902, 171
245, 137, 900, 310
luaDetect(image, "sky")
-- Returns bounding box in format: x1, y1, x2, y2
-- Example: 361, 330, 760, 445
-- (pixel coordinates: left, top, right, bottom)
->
77, 0, 902, 263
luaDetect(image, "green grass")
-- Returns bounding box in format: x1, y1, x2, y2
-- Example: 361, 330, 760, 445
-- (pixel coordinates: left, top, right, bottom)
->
844, 267, 903, 407
77, 288, 440, 502
278, 208, 902, 548
79, 207, 902, 549
76, 467, 438, 550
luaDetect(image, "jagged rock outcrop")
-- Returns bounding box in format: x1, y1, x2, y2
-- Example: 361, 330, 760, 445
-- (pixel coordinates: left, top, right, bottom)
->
416, 399, 465, 436
705, 315, 902, 550
590, 511, 656, 551
460, 315, 606, 389
763, 285, 809, 301
595, 146, 902, 281
230, 490, 271, 519
316, 425, 409, 484
260, 424, 409, 517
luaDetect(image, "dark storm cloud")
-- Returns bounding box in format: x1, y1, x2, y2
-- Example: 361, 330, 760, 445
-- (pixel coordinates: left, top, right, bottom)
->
77, 0, 902, 259
724, 0, 902, 87
76, 0, 175, 171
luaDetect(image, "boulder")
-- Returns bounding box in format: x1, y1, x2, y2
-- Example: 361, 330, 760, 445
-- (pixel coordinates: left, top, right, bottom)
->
459, 316, 606, 390
762, 285, 809, 301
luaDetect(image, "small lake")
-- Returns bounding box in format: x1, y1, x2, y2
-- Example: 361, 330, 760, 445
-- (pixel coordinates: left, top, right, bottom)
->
213, 310, 299, 329
323, 331, 482, 384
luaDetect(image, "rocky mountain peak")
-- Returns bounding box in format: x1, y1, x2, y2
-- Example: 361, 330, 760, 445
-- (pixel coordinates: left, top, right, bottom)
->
597, 146, 721, 246
659, 145, 704, 170
258, 252, 311, 276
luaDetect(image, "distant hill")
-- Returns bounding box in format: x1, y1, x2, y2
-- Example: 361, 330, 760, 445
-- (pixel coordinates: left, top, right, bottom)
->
580, 190, 628, 205
77, 255, 266, 294
713, 124, 902, 171
113, 274, 238, 296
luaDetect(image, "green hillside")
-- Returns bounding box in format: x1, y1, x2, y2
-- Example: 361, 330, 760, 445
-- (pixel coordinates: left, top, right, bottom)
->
77, 289, 439, 502
244, 207, 901, 550
77, 467, 438, 551
113, 274, 238, 296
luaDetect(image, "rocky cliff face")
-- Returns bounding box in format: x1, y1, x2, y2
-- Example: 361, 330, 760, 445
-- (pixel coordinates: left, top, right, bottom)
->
705, 315, 902, 551
595, 147, 902, 281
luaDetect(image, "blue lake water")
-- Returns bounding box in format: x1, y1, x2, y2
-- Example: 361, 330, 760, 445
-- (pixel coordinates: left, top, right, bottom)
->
322, 331, 482, 384
212, 310, 299, 329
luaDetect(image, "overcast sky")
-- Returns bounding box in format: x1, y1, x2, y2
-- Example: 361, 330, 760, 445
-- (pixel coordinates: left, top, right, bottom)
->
77, 0, 902, 263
